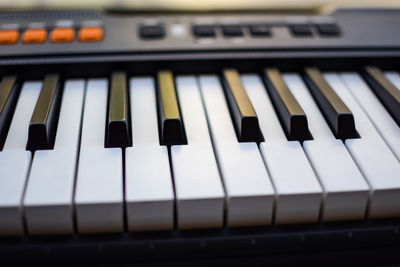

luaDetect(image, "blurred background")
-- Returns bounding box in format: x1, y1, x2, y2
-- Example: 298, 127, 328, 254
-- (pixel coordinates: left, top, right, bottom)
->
0, 0, 400, 13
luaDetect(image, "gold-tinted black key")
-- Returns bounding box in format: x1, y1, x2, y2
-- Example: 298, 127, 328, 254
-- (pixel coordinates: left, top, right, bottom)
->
304, 68, 358, 140
222, 69, 263, 142
263, 68, 312, 141
0, 76, 19, 151
364, 66, 400, 126
157, 71, 187, 145
105, 72, 132, 148
27, 74, 62, 150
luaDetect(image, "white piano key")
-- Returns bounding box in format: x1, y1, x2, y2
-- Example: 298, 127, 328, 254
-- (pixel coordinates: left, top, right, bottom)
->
385, 72, 400, 92
199, 75, 274, 227
283, 74, 369, 221
325, 73, 400, 218
0, 81, 41, 236
172, 76, 224, 229
242, 75, 322, 224
75, 79, 123, 233
23, 80, 85, 235
125, 78, 174, 231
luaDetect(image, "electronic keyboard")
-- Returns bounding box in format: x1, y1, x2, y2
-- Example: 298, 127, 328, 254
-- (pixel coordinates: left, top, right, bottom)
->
0, 8, 400, 265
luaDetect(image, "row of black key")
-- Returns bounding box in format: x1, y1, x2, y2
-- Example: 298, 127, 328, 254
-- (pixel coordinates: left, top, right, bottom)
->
0, 66, 399, 151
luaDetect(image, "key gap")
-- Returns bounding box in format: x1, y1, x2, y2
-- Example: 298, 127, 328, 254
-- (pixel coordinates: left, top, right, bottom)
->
256, 143, 277, 225
166, 146, 178, 230
340, 142, 371, 220
122, 148, 128, 232
71, 79, 88, 235
21, 151, 35, 236
299, 143, 325, 223
104, 75, 112, 148
197, 76, 228, 228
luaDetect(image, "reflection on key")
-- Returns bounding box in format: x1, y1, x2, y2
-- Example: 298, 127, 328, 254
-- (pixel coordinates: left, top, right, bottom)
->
27, 74, 62, 150
325, 73, 400, 219
106, 72, 131, 148
304, 68, 358, 140
157, 71, 187, 145
263, 68, 312, 141
222, 69, 263, 142
172, 76, 224, 229
24, 80, 85, 235
125, 78, 174, 231
0, 76, 19, 151
283, 74, 369, 221
341, 73, 400, 161
0, 81, 41, 236
364, 67, 400, 125
75, 79, 123, 234
200, 75, 274, 227
242, 74, 322, 224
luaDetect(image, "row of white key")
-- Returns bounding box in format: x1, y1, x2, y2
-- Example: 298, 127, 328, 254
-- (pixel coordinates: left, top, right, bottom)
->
325, 73, 400, 218
283, 74, 369, 221
1, 71, 400, 236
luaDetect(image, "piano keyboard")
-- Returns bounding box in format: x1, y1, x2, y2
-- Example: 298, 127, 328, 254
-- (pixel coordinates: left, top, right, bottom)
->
0, 67, 399, 236
1, 7, 400, 264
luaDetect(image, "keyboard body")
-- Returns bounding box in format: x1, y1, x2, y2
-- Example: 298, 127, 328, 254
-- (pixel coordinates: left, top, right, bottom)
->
0, 8, 400, 265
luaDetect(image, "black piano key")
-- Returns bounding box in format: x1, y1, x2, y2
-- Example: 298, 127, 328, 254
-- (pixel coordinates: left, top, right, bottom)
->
0, 76, 20, 151
222, 69, 263, 142
156, 71, 187, 145
263, 68, 312, 141
105, 72, 132, 148
304, 68, 359, 140
27, 74, 63, 150
364, 66, 400, 126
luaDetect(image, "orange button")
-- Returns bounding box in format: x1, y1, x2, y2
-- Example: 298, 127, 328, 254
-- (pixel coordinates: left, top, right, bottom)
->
23, 29, 47, 44
50, 27, 75, 43
79, 27, 103, 42
0, 30, 19, 44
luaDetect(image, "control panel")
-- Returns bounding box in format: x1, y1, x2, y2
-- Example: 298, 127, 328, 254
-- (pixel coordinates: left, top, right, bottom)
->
0, 9, 399, 57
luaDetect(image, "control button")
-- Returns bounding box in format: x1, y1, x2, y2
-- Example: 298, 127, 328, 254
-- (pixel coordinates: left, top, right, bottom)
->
192, 25, 216, 37
170, 24, 186, 38
249, 25, 271, 37
0, 30, 19, 44
139, 25, 165, 39
79, 27, 103, 42
50, 28, 75, 43
290, 24, 313, 37
317, 24, 341, 36
23, 29, 47, 44
222, 25, 243, 37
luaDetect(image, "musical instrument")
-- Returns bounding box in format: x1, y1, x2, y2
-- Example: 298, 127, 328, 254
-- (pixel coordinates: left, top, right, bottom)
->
0, 7, 400, 265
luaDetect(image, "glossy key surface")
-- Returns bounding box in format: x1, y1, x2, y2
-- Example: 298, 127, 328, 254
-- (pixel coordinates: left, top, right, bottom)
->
106, 72, 131, 148
27, 74, 62, 150
222, 69, 263, 142
263, 68, 312, 141
157, 71, 187, 145
0, 76, 19, 151
364, 66, 400, 126
304, 67, 358, 140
